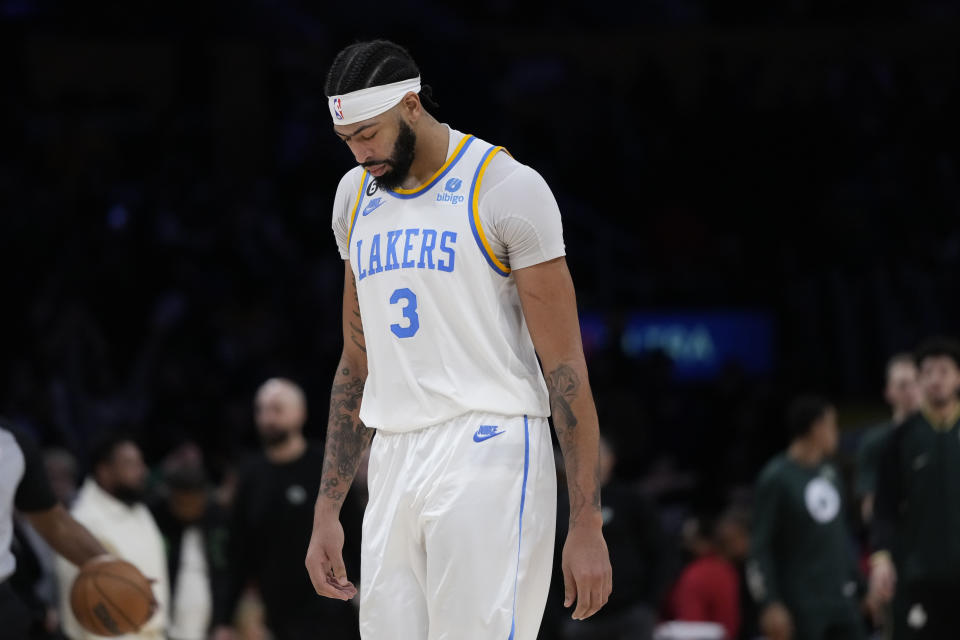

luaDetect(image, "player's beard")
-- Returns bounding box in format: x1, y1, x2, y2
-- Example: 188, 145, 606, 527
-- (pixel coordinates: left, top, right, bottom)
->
365, 119, 417, 192
111, 484, 145, 506
259, 426, 292, 448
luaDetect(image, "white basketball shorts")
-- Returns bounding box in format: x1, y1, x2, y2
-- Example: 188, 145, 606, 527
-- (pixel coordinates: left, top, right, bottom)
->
359, 411, 557, 640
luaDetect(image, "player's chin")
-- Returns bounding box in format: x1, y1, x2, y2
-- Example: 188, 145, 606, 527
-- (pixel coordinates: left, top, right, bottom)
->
365, 163, 390, 177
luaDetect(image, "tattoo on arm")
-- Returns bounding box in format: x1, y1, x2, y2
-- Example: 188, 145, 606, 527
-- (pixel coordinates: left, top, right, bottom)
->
546, 363, 601, 523
349, 274, 366, 353
547, 364, 579, 430
320, 365, 373, 505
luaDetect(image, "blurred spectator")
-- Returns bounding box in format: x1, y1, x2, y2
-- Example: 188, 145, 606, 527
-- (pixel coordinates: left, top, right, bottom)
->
870, 337, 960, 638
43, 450, 79, 508
748, 396, 865, 640
1, 420, 107, 639
714, 507, 758, 640
549, 435, 666, 640
54, 433, 169, 640
855, 353, 921, 524
149, 446, 229, 640
212, 379, 358, 640
667, 515, 739, 639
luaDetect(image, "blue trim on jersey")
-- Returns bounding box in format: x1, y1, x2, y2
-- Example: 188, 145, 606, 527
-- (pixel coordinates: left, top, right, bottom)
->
508, 415, 531, 640
468, 145, 511, 277
384, 135, 476, 199
348, 171, 372, 246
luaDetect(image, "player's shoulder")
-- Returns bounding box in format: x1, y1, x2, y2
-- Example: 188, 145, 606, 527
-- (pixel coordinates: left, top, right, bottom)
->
893, 411, 931, 446
757, 453, 790, 486
900, 410, 926, 430
466, 138, 552, 207
475, 139, 535, 185
859, 421, 895, 452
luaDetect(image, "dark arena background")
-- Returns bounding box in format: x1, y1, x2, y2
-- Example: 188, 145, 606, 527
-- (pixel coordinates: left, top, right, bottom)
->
1, 1, 959, 639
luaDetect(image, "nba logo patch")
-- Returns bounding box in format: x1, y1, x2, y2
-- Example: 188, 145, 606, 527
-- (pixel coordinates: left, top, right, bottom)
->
333, 97, 344, 120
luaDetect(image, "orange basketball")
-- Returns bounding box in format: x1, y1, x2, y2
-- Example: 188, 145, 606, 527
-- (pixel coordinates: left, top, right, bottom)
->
69, 558, 156, 637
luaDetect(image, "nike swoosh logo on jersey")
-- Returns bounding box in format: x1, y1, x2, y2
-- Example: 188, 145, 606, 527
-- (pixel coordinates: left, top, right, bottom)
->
362, 197, 385, 216
473, 426, 505, 443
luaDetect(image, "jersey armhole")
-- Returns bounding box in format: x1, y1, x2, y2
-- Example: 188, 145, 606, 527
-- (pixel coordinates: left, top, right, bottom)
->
467, 146, 512, 277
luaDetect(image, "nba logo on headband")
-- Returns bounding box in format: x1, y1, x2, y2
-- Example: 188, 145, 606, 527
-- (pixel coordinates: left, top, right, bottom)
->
327, 77, 421, 126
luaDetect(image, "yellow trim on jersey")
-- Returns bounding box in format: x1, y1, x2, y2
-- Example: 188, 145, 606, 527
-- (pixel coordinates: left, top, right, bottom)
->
393, 134, 474, 195
347, 170, 368, 244
471, 146, 511, 275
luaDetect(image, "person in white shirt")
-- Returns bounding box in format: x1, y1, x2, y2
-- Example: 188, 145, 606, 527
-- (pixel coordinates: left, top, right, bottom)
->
55, 434, 169, 640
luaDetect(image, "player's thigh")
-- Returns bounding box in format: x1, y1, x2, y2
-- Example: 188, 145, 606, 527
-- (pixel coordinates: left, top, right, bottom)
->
359, 434, 429, 640
422, 415, 555, 640
514, 419, 557, 638
359, 564, 427, 640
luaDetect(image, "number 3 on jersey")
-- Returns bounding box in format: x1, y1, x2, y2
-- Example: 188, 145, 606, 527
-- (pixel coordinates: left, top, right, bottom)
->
389, 288, 419, 338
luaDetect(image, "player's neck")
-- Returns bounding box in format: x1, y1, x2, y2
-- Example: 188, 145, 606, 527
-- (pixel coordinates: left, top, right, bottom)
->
398, 117, 449, 191
922, 398, 960, 428
787, 439, 824, 467
265, 432, 307, 464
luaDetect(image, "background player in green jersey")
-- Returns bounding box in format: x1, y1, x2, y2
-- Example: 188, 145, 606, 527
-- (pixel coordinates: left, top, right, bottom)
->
748, 396, 866, 640
870, 337, 960, 638
856, 353, 921, 525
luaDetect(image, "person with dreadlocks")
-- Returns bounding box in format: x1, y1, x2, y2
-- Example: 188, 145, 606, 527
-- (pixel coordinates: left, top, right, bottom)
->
304, 40, 612, 639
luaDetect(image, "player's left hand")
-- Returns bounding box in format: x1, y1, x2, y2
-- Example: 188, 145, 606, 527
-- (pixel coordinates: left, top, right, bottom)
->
561, 522, 612, 620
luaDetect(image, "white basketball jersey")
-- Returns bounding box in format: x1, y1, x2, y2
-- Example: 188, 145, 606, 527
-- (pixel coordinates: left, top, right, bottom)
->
344, 132, 551, 432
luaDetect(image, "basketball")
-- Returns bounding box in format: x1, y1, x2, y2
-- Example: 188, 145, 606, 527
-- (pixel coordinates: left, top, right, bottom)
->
69, 557, 156, 637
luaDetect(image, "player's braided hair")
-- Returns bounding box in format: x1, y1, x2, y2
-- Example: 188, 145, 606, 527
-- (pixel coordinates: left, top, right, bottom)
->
325, 39, 439, 114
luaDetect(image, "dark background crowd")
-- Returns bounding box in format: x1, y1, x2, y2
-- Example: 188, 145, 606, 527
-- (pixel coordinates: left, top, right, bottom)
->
2, 0, 959, 639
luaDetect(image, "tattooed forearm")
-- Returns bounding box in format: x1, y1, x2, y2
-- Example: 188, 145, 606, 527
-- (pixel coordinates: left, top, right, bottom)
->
546, 364, 579, 430
319, 365, 373, 507
546, 362, 602, 526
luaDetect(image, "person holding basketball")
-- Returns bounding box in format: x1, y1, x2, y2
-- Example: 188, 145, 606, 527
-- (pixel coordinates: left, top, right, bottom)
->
53, 433, 168, 639
0, 419, 107, 637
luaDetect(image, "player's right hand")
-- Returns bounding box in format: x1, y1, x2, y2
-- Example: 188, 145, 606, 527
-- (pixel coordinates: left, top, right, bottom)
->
561, 522, 612, 620
759, 602, 793, 640
305, 516, 358, 600
869, 552, 897, 604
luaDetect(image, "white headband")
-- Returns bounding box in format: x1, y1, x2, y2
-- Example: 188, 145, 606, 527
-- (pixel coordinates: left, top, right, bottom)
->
328, 77, 422, 126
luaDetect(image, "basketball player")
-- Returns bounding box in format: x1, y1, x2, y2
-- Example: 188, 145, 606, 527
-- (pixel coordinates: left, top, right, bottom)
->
304, 40, 612, 639
748, 396, 865, 640
855, 353, 920, 524
870, 337, 960, 638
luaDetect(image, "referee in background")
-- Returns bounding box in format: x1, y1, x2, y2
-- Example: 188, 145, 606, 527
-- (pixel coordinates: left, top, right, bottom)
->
870, 337, 960, 638
0, 419, 107, 637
